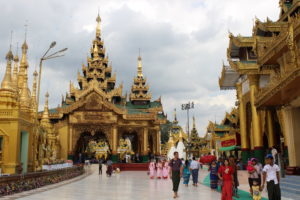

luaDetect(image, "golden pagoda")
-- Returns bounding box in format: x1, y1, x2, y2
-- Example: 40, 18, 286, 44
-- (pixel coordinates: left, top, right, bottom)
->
0, 14, 167, 174
219, 0, 300, 173
0, 39, 38, 174
39, 14, 166, 163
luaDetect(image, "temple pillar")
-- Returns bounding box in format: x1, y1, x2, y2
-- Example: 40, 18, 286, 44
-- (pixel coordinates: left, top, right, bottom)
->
237, 83, 250, 164
156, 129, 161, 155
282, 107, 300, 167
142, 127, 149, 162
68, 125, 73, 160
111, 126, 118, 163
266, 110, 275, 148
249, 75, 263, 163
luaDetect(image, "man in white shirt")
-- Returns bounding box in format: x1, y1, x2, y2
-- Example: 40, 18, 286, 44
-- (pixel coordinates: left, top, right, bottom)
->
189, 157, 200, 186
262, 154, 281, 200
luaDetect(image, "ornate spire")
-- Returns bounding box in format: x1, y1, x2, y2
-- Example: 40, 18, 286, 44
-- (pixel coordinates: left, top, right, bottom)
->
129, 54, 151, 104
19, 78, 31, 109
137, 50, 143, 78
12, 44, 19, 90
173, 108, 178, 124
42, 92, 49, 120
1, 47, 14, 89
32, 70, 38, 103
193, 116, 196, 129
96, 13, 101, 38
167, 131, 175, 147
92, 42, 100, 59
178, 129, 184, 142
18, 38, 29, 89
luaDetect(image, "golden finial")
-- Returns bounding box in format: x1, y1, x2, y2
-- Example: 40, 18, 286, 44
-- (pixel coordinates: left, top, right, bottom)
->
21, 24, 29, 67
11, 42, 19, 89
96, 12, 101, 37
137, 49, 143, 78
193, 116, 196, 129
1, 31, 14, 90
174, 108, 178, 123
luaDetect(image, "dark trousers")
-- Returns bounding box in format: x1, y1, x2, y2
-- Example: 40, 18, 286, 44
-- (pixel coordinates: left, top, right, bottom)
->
172, 171, 181, 192
99, 165, 102, 174
191, 169, 199, 184
267, 180, 281, 200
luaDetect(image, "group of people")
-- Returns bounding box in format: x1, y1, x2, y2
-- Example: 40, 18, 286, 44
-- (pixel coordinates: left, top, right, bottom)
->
208, 154, 281, 200
148, 159, 169, 179
167, 152, 201, 198
98, 157, 113, 177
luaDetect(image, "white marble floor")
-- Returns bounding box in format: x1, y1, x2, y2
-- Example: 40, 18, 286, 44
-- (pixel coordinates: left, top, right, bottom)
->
15, 165, 220, 200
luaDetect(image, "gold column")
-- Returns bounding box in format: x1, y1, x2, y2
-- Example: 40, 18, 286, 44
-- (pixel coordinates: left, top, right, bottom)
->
157, 129, 161, 155
143, 128, 149, 155
237, 83, 249, 149
266, 110, 275, 148
248, 75, 262, 147
112, 126, 118, 154
69, 126, 73, 154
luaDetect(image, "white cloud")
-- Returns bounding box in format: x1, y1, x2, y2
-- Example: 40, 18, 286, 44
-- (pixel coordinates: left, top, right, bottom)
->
0, 0, 280, 136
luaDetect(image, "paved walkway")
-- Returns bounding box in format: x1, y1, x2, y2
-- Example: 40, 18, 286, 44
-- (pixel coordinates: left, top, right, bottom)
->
13, 165, 220, 200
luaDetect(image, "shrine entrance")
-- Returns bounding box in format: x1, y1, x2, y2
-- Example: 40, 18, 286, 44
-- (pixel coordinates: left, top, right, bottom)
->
74, 131, 110, 163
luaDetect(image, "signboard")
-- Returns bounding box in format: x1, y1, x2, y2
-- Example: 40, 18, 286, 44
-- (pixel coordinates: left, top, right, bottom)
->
221, 139, 236, 147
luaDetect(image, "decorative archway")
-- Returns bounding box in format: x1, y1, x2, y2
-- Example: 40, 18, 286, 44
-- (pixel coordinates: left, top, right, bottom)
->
74, 130, 109, 161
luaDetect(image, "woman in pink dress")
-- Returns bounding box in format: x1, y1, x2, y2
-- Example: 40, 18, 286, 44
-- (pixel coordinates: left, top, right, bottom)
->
162, 160, 169, 179
156, 160, 163, 179
149, 160, 156, 179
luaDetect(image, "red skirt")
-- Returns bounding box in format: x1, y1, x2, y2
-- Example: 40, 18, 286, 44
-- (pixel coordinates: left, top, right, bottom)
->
221, 180, 233, 200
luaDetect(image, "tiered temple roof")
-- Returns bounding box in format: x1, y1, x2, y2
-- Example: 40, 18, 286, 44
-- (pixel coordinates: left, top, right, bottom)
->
129, 55, 152, 105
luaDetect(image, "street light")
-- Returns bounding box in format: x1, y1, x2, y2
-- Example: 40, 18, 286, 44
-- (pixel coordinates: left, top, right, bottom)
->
181, 101, 194, 159
36, 42, 68, 112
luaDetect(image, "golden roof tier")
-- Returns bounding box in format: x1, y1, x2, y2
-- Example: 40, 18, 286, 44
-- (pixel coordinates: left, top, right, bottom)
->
129, 55, 152, 105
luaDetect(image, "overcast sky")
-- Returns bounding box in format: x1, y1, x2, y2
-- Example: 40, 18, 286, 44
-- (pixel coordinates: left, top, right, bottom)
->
0, 0, 279, 136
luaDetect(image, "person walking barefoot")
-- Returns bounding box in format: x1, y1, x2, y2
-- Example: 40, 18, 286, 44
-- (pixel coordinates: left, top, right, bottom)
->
169, 151, 183, 199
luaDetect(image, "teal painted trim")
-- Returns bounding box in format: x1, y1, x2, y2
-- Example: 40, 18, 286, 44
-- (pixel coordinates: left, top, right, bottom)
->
241, 150, 251, 165
202, 174, 268, 200
219, 145, 240, 151
20, 131, 29, 173
254, 148, 265, 165
142, 155, 149, 163
111, 154, 118, 163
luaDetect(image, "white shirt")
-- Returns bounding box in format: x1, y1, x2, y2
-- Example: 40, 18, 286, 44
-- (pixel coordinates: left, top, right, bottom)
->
263, 164, 280, 184
190, 160, 200, 170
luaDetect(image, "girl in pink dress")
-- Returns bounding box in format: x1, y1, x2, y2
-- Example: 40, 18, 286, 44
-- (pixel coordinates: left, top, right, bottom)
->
149, 160, 156, 179
156, 160, 163, 179
162, 160, 169, 179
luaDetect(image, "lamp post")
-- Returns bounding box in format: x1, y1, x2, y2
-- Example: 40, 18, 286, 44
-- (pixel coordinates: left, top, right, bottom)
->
33, 42, 67, 170
181, 101, 194, 159
36, 42, 68, 112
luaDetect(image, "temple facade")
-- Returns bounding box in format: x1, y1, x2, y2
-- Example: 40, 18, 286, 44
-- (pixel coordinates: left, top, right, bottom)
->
205, 108, 241, 159
0, 14, 166, 174
219, 0, 300, 173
